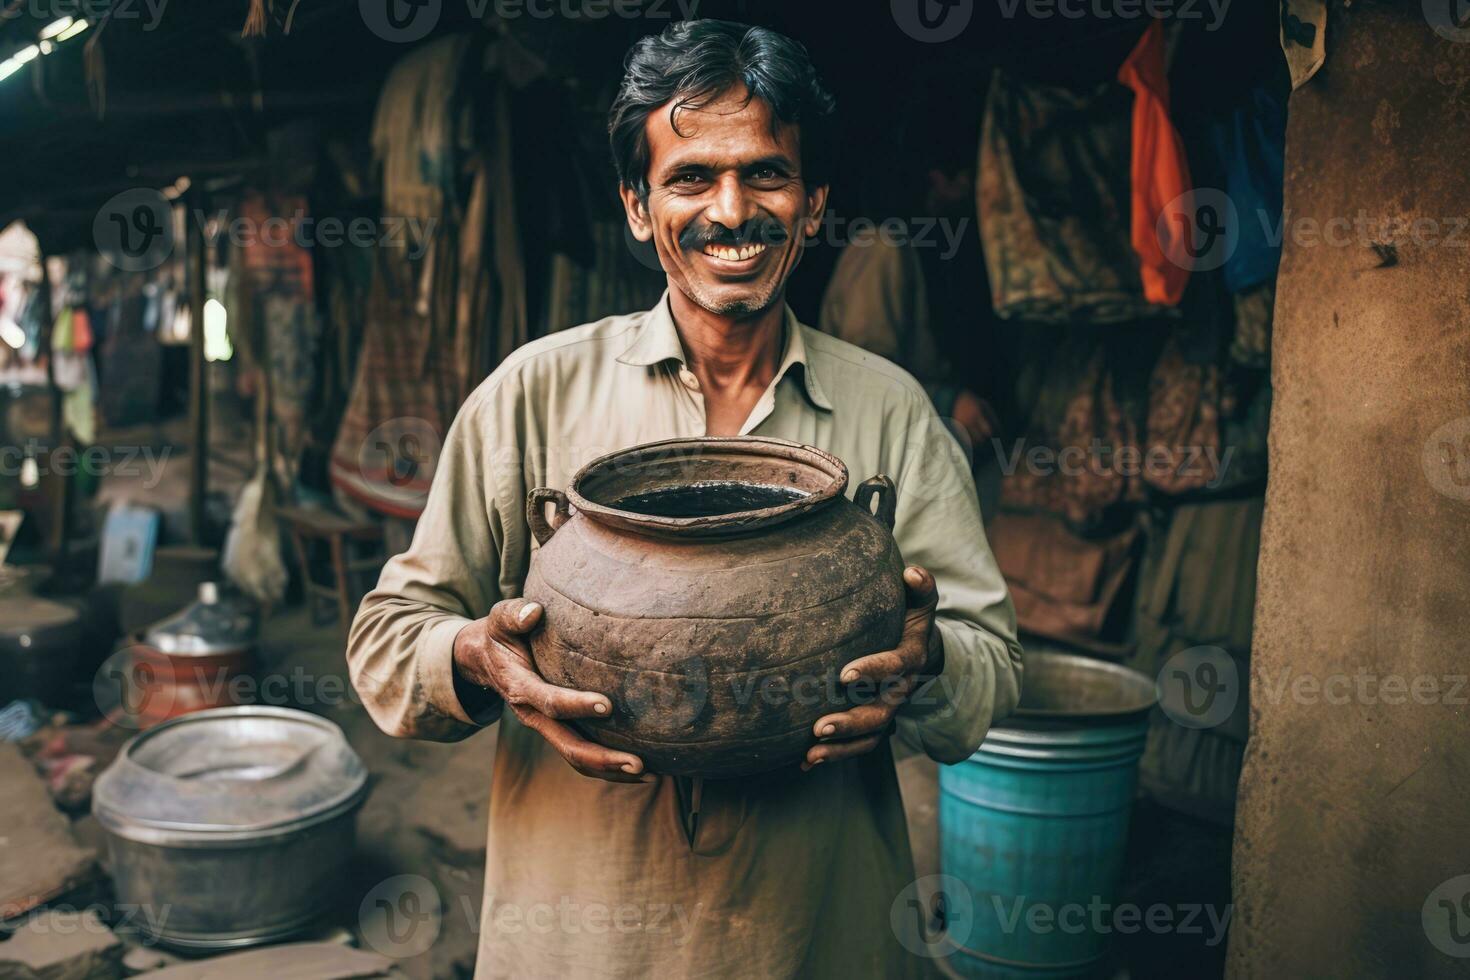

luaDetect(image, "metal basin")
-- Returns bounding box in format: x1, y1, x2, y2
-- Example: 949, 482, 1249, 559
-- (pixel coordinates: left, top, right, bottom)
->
92, 706, 368, 950
1010, 651, 1157, 721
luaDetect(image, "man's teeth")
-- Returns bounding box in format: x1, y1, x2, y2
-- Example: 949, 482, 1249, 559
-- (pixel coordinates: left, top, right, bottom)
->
702, 242, 768, 261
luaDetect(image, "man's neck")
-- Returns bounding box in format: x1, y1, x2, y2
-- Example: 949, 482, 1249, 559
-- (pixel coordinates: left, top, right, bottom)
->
667, 287, 785, 394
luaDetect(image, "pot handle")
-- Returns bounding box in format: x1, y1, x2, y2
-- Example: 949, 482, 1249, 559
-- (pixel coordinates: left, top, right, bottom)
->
855, 475, 897, 531
527, 488, 570, 546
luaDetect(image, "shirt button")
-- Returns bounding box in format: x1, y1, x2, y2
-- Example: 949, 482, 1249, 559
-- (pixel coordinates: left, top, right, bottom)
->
678, 368, 700, 391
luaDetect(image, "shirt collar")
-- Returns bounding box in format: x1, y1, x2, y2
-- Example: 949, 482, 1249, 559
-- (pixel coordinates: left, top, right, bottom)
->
617, 290, 833, 412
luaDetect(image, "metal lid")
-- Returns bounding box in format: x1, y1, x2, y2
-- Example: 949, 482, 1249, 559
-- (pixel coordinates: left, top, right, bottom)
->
93, 706, 368, 846
143, 582, 258, 655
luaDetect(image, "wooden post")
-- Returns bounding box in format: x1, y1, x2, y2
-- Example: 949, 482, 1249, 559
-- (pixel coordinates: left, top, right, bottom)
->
1229, 9, 1470, 977
34, 254, 70, 559
187, 189, 208, 544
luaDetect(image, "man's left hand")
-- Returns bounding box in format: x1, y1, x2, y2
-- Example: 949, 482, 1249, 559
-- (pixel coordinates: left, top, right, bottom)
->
803, 565, 942, 770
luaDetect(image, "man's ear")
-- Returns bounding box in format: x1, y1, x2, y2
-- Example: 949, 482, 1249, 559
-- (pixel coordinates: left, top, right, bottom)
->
620, 185, 654, 242
802, 184, 829, 240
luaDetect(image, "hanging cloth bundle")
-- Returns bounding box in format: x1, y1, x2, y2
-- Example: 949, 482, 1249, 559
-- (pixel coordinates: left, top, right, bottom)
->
1117, 20, 1193, 308
978, 66, 1172, 324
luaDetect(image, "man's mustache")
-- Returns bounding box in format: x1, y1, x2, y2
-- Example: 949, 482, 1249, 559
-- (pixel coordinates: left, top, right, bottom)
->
679, 218, 789, 251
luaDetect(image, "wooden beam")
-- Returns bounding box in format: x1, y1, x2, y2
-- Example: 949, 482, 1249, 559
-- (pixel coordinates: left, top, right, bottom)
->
187, 187, 207, 544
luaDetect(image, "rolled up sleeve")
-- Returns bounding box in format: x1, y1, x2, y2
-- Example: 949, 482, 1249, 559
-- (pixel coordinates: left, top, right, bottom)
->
346, 387, 510, 742
890, 394, 1024, 764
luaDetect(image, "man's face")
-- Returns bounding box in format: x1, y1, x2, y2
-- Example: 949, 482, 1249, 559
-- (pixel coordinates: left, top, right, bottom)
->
621, 87, 828, 318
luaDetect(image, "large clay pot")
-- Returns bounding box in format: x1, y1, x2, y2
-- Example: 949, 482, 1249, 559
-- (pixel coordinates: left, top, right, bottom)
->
522, 437, 907, 778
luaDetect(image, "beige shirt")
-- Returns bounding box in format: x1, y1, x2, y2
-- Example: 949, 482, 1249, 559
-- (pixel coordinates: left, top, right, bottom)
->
348, 292, 1023, 979
818, 235, 941, 379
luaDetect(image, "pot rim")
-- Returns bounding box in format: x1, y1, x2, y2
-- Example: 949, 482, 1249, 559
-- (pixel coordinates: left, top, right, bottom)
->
93, 705, 368, 846
1008, 651, 1158, 720
565, 436, 849, 537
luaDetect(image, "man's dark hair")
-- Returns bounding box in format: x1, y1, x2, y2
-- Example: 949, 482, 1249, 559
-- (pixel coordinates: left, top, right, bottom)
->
608, 20, 837, 199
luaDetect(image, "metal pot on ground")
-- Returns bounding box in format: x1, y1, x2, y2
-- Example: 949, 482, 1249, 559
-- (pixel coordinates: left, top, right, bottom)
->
92, 705, 368, 950
0, 594, 84, 708
126, 582, 258, 728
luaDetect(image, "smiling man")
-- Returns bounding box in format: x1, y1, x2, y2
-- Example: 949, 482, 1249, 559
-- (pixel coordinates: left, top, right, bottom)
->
348, 20, 1022, 978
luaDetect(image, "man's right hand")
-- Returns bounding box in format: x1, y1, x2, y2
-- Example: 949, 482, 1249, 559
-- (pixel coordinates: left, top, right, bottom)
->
452, 598, 651, 783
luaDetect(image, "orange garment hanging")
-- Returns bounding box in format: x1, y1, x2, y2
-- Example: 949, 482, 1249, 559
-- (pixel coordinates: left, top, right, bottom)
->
1118, 20, 1192, 306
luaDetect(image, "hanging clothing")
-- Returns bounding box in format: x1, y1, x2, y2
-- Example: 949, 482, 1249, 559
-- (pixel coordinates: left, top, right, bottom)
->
988, 509, 1140, 646
991, 329, 1149, 645
1000, 335, 1145, 532
370, 34, 473, 228
1117, 21, 1192, 307
231, 191, 322, 492
328, 241, 465, 518
1127, 495, 1263, 825
95, 287, 160, 428
332, 44, 542, 518
70, 307, 93, 352
815, 233, 961, 416
1144, 334, 1225, 496
542, 221, 669, 337
978, 67, 1175, 324
483, 78, 528, 367
1210, 84, 1288, 294
51, 307, 74, 352
60, 357, 97, 445
1231, 281, 1274, 369
17, 286, 46, 360
50, 295, 99, 442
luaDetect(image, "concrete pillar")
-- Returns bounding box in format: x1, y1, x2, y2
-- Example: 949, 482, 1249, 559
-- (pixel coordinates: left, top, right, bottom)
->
1229, 7, 1470, 977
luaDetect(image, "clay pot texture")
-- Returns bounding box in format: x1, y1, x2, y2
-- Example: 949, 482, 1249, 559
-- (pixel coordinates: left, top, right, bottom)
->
522, 437, 907, 778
